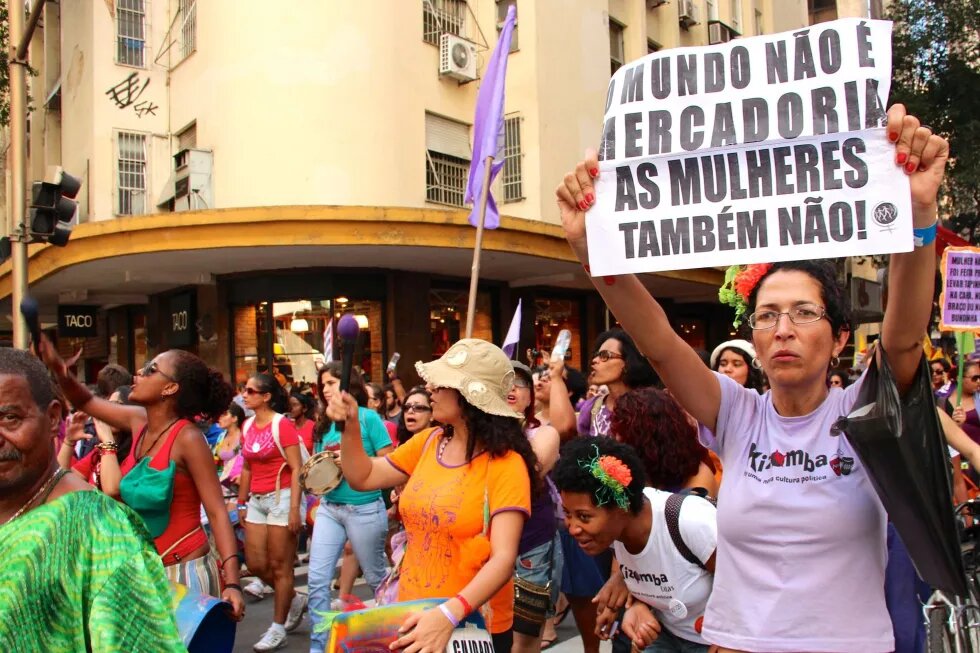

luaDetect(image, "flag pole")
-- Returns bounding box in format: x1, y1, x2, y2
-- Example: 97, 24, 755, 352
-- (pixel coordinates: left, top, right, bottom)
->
465, 154, 495, 338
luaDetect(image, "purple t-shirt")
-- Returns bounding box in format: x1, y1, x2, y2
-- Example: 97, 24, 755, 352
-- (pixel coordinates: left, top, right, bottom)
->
698, 371, 892, 653
577, 395, 613, 437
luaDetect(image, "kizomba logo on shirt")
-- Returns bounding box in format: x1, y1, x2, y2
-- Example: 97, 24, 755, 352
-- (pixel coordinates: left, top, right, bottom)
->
747, 442, 853, 476
621, 565, 670, 586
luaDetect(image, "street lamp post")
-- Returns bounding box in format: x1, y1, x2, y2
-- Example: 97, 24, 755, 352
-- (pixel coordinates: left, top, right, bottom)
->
8, 0, 47, 349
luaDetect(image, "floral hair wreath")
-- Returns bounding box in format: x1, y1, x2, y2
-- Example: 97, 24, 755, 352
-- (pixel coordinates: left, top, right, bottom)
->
579, 444, 634, 511
718, 263, 773, 328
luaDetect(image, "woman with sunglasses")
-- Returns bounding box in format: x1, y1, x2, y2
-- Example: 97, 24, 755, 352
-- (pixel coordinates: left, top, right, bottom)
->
37, 341, 246, 623
952, 360, 980, 444
237, 373, 308, 651
395, 386, 435, 445
307, 362, 394, 653
556, 105, 945, 652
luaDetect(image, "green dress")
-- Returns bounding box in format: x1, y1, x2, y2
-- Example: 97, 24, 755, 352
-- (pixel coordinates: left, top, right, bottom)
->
0, 490, 185, 652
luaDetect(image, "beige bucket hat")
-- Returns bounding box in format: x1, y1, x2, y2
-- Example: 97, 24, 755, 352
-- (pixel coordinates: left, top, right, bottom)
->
415, 339, 522, 419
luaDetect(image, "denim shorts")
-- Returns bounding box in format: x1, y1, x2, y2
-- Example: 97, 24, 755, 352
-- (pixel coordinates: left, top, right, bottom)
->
512, 532, 564, 636
643, 628, 709, 653
245, 489, 293, 527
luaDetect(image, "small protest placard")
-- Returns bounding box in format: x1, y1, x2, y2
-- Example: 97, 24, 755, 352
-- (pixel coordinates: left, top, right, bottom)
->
940, 246, 980, 332
585, 18, 912, 276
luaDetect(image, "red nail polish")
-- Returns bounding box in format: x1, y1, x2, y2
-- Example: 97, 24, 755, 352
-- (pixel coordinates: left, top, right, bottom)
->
579, 200, 588, 211
589, 168, 599, 177
586, 193, 595, 204
896, 152, 907, 165
889, 131, 899, 142
906, 162, 916, 173
603, 276, 616, 286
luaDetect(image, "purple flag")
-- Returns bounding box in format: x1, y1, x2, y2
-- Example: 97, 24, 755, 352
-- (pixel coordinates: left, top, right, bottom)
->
464, 4, 516, 230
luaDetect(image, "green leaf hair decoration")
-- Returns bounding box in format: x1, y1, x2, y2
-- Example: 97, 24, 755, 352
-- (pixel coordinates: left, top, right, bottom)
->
718, 265, 748, 328
578, 443, 632, 511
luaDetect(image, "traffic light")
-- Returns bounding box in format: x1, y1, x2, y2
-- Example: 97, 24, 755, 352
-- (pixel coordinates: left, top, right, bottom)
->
29, 166, 81, 246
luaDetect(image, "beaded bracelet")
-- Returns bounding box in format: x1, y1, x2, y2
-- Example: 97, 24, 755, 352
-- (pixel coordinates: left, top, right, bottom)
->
96, 441, 118, 453
438, 603, 460, 628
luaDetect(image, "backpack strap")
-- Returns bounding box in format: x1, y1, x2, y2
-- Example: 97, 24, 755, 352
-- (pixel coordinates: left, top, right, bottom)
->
664, 492, 710, 572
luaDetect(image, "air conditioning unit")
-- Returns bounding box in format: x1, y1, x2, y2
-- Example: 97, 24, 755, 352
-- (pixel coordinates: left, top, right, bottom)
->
647, 0, 668, 8
439, 34, 477, 82
173, 148, 213, 212
679, 0, 700, 28
708, 21, 734, 44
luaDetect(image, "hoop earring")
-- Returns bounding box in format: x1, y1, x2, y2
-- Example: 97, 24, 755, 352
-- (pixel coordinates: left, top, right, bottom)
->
751, 357, 763, 370
831, 356, 840, 368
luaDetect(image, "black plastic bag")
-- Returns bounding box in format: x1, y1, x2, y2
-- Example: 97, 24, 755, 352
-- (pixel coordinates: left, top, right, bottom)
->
832, 344, 967, 597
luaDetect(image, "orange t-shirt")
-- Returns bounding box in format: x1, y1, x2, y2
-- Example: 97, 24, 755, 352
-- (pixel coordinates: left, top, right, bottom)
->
386, 427, 531, 634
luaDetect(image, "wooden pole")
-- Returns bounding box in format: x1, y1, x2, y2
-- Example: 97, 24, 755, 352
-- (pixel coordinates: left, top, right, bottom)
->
465, 155, 495, 338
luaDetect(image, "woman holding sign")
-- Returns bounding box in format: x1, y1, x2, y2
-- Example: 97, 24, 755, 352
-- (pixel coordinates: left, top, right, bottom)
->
556, 104, 947, 653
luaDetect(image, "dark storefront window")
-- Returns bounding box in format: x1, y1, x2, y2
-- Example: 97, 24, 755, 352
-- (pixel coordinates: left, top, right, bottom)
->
531, 298, 582, 368
430, 288, 493, 358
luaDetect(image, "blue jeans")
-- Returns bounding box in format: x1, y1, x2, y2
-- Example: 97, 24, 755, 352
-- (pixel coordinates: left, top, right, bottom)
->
643, 628, 709, 653
308, 498, 389, 653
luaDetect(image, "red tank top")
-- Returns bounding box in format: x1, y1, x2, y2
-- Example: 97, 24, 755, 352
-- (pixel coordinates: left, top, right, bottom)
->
121, 419, 208, 565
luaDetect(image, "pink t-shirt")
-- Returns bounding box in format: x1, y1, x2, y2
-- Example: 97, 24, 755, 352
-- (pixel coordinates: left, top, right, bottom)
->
698, 371, 892, 653
242, 417, 300, 495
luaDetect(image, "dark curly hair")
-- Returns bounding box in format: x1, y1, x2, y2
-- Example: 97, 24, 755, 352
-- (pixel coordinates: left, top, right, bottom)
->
593, 329, 660, 389
226, 402, 246, 428
553, 436, 647, 514
443, 389, 541, 496
610, 387, 713, 490
748, 261, 852, 337
712, 345, 766, 393
290, 390, 316, 420
396, 386, 433, 446
170, 350, 234, 421
249, 373, 288, 414
314, 362, 368, 447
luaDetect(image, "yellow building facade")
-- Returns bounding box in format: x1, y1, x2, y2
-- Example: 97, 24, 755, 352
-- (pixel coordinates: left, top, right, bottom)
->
6, 0, 837, 385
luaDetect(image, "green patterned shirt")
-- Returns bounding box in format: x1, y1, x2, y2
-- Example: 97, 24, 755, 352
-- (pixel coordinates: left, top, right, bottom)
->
0, 490, 185, 652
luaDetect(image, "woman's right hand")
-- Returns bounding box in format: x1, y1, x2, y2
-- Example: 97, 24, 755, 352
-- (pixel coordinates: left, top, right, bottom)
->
622, 602, 661, 650
954, 406, 967, 425
555, 148, 599, 248
36, 334, 68, 378
66, 412, 92, 444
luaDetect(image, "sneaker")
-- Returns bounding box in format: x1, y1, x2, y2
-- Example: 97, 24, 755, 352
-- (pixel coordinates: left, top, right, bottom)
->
253, 625, 288, 652
330, 598, 345, 611
284, 592, 308, 631
243, 579, 267, 600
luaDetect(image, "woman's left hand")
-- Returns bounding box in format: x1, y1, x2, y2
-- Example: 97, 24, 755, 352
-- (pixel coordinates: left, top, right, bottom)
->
886, 104, 949, 216
390, 607, 456, 652
288, 507, 302, 534
222, 587, 246, 621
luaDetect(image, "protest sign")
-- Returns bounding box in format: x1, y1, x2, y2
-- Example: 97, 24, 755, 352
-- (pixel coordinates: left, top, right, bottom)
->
939, 246, 980, 332
585, 18, 912, 276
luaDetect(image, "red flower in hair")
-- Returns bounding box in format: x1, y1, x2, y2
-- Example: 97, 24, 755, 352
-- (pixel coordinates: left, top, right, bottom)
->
734, 263, 773, 300
598, 455, 633, 487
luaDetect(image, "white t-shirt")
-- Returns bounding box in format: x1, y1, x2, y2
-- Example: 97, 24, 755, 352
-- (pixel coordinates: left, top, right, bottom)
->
698, 371, 893, 653
613, 487, 716, 644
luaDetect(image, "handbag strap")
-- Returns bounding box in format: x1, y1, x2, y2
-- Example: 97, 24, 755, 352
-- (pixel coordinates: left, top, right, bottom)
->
160, 524, 204, 563
664, 492, 709, 572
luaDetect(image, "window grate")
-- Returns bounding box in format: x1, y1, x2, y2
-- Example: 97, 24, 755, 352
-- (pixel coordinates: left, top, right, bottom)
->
116, 0, 146, 67
178, 0, 196, 61
117, 132, 147, 215
423, 0, 465, 45
502, 115, 523, 202
426, 151, 469, 208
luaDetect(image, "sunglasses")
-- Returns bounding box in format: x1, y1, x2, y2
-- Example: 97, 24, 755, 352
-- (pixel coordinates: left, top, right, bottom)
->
243, 386, 268, 396
972, 375, 980, 384
932, 369, 945, 376
592, 350, 625, 362
140, 361, 176, 382
403, 403, 431, 414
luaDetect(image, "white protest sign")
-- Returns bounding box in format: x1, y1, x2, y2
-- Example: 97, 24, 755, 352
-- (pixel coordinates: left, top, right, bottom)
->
585, 18, 912, 276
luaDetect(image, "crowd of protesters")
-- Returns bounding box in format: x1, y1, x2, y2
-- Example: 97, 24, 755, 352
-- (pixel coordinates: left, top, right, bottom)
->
0, 105, 967, 653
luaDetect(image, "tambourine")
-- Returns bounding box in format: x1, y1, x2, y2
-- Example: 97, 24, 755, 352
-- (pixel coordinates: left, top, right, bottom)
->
300, 450, 343, 495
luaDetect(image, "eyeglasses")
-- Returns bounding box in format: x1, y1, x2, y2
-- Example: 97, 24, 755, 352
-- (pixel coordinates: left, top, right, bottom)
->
140, 361, 176, 382
932, 369, 945, 376
243, 387, 267, 396
971, 375, 980, 384
403, 403, 431, 414
513, 378, 531, 389
747, 304, 827, 330
592, 350, 625, 362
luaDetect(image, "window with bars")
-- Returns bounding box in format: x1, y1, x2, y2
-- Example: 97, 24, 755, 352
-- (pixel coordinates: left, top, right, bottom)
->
502, 115, 523, 202
426, 152, 468, 207
117, 132, 147, 215
609, 20, 625, 76
423, 0, 465, 45
178, 0, 196, 61
116, 0, 146, 67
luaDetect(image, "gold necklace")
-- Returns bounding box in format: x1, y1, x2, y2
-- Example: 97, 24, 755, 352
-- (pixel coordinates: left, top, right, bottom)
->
2, 468, 67, 526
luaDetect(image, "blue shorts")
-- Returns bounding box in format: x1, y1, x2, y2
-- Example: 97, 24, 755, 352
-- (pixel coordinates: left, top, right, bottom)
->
513, 533, 564, 636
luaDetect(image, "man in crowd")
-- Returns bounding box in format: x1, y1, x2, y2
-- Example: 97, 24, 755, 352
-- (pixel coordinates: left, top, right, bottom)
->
0, 348, 184, 651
